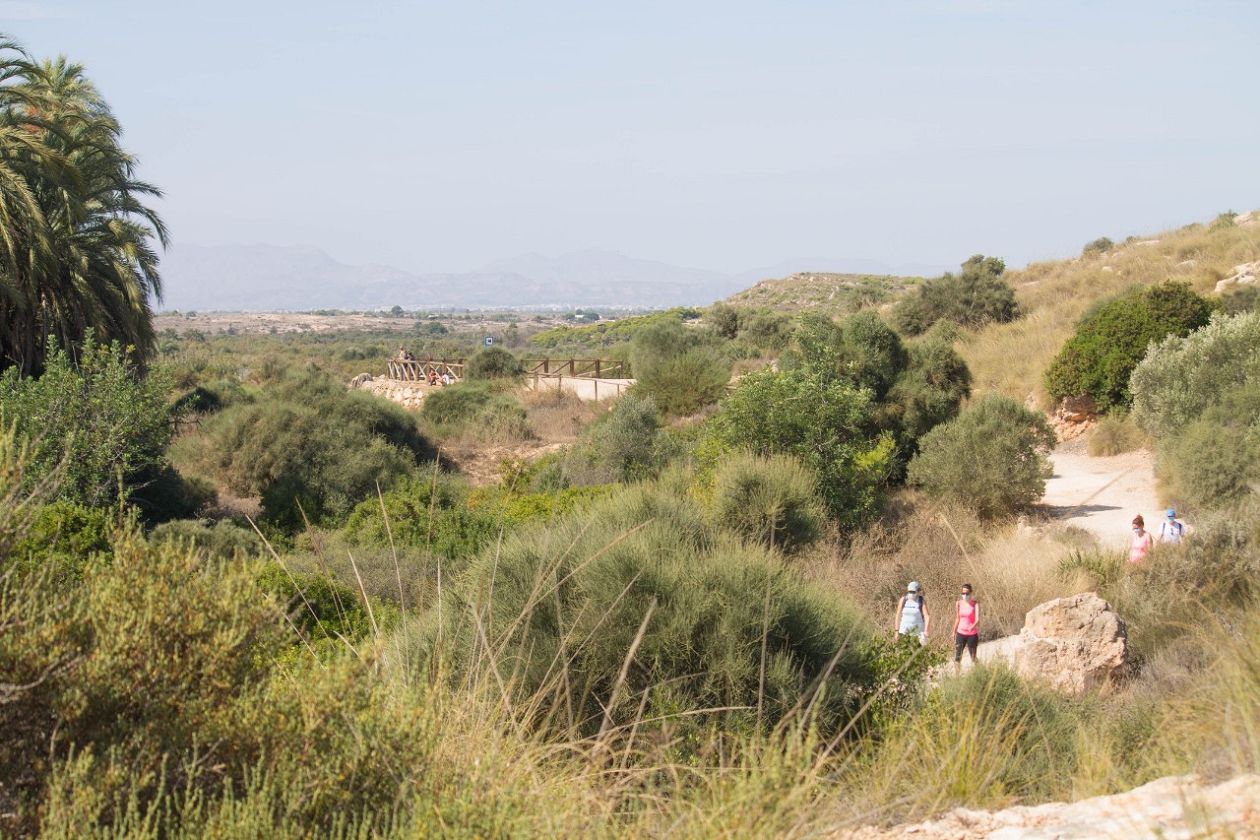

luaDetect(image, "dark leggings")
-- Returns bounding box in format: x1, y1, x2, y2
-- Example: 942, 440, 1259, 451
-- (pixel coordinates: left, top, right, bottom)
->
954, 632, 978, 661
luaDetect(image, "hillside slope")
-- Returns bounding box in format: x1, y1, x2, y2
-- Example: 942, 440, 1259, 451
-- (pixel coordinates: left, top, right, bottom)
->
723, 272, 923, 316
961, 212, 1260, 406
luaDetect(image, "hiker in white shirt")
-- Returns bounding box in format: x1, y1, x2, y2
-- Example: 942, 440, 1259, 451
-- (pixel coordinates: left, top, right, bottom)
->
1159, 508, 1186, 544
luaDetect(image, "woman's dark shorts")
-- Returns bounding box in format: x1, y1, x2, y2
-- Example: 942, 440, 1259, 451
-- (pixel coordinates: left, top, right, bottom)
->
954, 632, 979, 661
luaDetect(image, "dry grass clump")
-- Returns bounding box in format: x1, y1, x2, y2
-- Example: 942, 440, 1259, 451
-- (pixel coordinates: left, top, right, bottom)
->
808, 496, 1084, 642
519, 386, 605, 443
962, 216, 1260, 405
1087, 414, 1149, 457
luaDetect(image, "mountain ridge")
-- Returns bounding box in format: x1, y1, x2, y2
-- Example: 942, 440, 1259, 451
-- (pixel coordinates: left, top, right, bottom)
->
158, 243, 948, 311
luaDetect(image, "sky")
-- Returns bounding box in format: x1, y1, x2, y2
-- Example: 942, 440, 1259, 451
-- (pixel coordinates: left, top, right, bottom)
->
7, 0, 1260, 274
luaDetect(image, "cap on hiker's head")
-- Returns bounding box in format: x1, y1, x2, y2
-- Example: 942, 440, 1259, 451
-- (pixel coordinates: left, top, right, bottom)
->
907, 581, 921, 592
1167, 508, 1177, 518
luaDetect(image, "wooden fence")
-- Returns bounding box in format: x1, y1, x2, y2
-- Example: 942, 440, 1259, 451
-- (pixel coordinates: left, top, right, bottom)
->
386, 359, 465, 382
521, 358, 630, 379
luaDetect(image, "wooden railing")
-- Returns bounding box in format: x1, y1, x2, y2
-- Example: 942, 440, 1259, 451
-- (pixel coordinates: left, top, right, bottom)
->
387, 359, 465, 382
521, 358, 629, 379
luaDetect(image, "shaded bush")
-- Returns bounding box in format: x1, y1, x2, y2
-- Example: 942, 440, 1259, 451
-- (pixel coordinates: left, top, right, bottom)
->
892, 255, 1018, 335
467, 346, 524, 380
884, 334, 972, 446
1045, 281, 1217, 412
908, 394, 1056, 518
149, 518, 263, 561
710, 368, 894, 529
711, 452, 826, 555
182, 373, 434, 532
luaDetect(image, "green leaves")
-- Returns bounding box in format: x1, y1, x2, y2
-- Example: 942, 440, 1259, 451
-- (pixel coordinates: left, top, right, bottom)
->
0, 41, 166, 375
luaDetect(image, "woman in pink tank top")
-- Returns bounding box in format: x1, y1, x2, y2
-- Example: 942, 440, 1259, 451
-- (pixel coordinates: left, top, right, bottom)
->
953, 583, 979, 676
1129, 514, 1152, 564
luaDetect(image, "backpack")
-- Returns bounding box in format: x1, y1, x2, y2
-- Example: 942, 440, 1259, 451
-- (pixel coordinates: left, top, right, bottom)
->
1162, 520, 1184, 539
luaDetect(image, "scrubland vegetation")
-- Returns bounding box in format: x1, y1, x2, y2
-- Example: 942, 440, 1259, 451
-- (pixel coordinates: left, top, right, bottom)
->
3, 32, 1260, 839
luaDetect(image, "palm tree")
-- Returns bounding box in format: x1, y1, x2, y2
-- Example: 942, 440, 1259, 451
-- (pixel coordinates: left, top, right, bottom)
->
0, 36, 166, 375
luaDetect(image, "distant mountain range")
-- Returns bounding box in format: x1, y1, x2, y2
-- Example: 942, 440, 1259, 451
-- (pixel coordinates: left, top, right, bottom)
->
156, 243, 949, 311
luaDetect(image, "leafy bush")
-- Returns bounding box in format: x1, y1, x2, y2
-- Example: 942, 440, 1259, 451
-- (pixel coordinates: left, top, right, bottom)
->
0, 338, 173, 508
892, 255, 1018, 335
183, 373, 434, 532
908, 394, 1056, 518
1087, 413, 1148, 456
884, 334, 972, 445
9, 501, 119, 582
1045, 281, 1217, 412
444, 483, 885, 741
255, 563, 391, 655
421, 381, 531, 439
628, 317, 732, 416
1130, 312, 1260, 510
149, 518, 263, 561
588, 392, 668, 482
1131, 311, 1260, 439
710, 368, 894, 529
1082, 236, 1114, 256
1222, 285, 1260, 315
467, 346, 524, 380
710, 452, 826, 555
706, 303, 741, 340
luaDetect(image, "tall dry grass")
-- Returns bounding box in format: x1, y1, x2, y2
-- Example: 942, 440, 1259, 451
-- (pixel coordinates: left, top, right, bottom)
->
962, 217, 1260, 406
807, 495, 1087, 642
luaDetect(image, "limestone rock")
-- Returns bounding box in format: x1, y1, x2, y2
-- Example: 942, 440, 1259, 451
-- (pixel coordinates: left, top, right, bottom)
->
1214, 261, 1259, 295
837, 773, 1260, 839
1011, 592, 1127, 695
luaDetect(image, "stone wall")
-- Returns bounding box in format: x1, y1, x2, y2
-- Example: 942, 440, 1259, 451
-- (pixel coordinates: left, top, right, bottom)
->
348, 374, 426, 411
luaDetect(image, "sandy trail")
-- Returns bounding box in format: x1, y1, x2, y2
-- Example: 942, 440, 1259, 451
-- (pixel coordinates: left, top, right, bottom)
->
1040, 439, 1163, 548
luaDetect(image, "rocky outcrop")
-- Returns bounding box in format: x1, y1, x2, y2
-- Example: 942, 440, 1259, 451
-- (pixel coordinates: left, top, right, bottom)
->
347, 374, 427, 410
1010, 593, 1127, 694
839, 774, 1260, 839
1215, 260, 1259, 295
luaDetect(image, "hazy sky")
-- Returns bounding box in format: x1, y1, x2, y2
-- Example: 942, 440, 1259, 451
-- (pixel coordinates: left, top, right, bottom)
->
9, 0, 1259, 274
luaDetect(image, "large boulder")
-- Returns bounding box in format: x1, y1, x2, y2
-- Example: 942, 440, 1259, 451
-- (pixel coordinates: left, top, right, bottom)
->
1010, 592, 1127, 695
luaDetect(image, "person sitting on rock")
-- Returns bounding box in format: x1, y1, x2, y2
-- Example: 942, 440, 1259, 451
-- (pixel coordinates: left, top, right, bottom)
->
953, 583, 980, 676
1129, 514, 1152, 564
894, 581, 930, 645
1159, 508, 1186, 545
427, 368, 439, 386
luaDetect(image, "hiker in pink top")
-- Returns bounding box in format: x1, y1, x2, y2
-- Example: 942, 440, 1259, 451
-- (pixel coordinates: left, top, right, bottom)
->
953, 583, 979, 676
1129, 514, 1152, 564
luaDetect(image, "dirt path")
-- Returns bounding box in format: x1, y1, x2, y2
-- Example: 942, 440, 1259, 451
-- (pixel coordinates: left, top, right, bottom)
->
1040, 438, 1163, 548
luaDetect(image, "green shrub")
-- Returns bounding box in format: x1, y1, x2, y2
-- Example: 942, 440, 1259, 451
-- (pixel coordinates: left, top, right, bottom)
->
184, 374, 433, 532
707, 302, 741, 340
711, 453, 826, 555
589, 392, 667, 482
1130, 312, 1260, 510
838, 312, 908, 399
1222, 285, 1260, 315
630, 318, 732, 416
908, 394, 1056, 518
149, 518, 263, 561
255, 563, 391, 654
884, 334, 972, 445
1131, 311, 1260, 439
1082, 236, 1114, 256
1045, 281, 1218, 412
444, 483, 885, 742
1087, 413, 1148, 456
467, 346, 524, 380
1160, 396, 1260, 510
0, 338, 174, 508
422, 381, 531, 439
892, 255, 1018, 335
710, 368, 894, 529
9, 501, 119, 582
